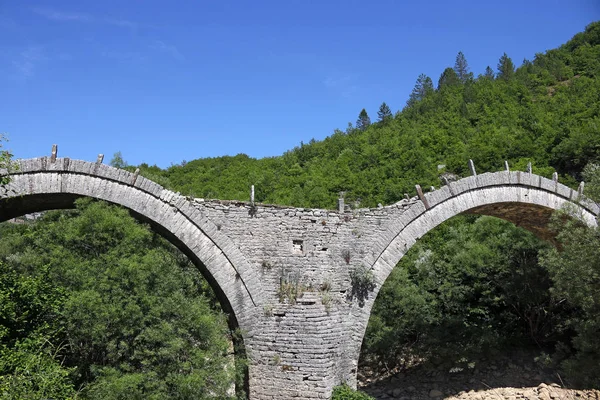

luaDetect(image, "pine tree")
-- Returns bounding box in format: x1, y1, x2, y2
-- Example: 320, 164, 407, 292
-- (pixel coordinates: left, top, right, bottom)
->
484, 66, 495, 79
497, 53, 515, 81
356, 109, 371, 131
437, 67, 460, 89
377, 102, 392, 123
345, 122, 354, 134
454, 51, 472, 83
407, 74, 434, 107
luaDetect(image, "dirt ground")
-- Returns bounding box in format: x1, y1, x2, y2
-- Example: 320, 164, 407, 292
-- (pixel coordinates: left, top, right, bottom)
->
358, 349, 599, 400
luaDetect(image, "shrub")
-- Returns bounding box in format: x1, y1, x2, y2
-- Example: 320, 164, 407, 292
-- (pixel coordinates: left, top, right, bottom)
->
331, 384, 374, 400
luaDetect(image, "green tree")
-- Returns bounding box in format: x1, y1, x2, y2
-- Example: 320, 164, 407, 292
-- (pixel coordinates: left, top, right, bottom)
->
484, 65, 495, 79
0, 200, 239, 399
0, 260, 76, 399
539, 163, 600, 386
127, 22, 600, 210
356, 109, 371, 131
454, 51, 471, 83
363, 216, 558, 369
0, 340, 76, 400
377, 102, 392, 123
497, 52, 515, 81
437, 67, 460, 89
109, 151, 128, 169
407, 73, 434, 107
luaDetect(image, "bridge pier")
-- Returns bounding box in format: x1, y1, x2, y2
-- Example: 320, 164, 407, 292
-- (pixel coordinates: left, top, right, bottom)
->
245, 306, 351, 399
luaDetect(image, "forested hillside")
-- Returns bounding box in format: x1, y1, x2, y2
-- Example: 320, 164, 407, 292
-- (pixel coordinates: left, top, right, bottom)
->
136, 22, 600, 210
1, 22, 599, 399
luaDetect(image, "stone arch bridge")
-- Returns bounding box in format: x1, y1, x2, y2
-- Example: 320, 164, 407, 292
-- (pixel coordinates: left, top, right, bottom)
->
1, 152, 598, 400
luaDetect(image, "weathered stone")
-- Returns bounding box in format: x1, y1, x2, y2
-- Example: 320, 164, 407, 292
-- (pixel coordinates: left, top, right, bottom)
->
1, 157, 597, 400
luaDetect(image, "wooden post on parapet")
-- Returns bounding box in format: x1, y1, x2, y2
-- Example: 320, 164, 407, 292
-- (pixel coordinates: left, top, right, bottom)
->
94, 154, 104, 174
468, 159, 477, 176
131, 168, 140, 185
578, 181, 585, 200
338, 192, 345, 213
415, 184, 430, 209
552, 172, 559, 192
50, 144, 58, 163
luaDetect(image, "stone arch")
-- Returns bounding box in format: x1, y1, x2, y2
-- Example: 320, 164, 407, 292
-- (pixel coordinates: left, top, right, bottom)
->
345, 170, 599, 384
0, 157, 264, 330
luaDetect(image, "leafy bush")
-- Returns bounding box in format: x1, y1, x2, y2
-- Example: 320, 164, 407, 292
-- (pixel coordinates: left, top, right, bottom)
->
331, 384, 375, 400
362, 215, 563, 369
0, 199, 240, 398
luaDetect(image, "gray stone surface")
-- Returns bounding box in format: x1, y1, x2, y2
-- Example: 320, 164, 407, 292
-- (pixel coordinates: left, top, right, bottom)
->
1, 156, 598, 400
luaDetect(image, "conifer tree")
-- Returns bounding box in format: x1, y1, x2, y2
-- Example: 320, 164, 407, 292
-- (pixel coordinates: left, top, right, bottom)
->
484, 66, 495, 79
437, 67, 460, 89
356, 109, 371, 131
497, 53, 515, 81
407, 74, 434, 107
377, 102, 393, 123
454, 51, 472, 83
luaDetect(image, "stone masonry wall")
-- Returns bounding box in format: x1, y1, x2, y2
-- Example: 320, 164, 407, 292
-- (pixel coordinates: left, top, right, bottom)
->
193, 198, 420, 398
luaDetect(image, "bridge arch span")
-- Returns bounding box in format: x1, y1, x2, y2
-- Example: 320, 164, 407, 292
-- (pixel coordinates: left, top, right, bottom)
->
0, 157, 263, 330
345, 170, 599, 384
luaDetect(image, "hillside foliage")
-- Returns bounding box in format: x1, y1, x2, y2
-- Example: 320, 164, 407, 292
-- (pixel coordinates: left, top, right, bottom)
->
1, 22, 600, 397
136, 22, 600, 210
0, 200, 241, 399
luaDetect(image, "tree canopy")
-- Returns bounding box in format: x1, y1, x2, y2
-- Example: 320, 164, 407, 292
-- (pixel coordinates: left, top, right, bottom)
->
0, 200, 240, 399
3, 21, 600, 396
130, 22, 600, 210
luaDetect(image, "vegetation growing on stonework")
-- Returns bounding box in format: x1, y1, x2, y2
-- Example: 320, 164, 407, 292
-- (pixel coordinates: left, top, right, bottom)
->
349, 265, 376, 307
2, 21, 600, 397
0, 134, 16, 186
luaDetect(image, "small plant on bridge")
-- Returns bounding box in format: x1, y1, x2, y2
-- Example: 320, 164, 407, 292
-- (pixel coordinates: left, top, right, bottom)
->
349, 265, 376, 307
341, 249, 352, 264
319, 279, 334, 313
0, 133, 17, 186
263, 304, 274, 317
277, 271, 306, 304
261, 260, 273, 271
321, 291, 334, 313
271, 354, 281, 365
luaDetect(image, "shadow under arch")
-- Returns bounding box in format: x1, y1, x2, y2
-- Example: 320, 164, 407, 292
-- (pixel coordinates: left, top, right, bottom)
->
344, 170, 599, 388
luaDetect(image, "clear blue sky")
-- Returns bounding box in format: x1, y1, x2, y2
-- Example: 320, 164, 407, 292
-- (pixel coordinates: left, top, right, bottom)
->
1, 1, 598, 168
